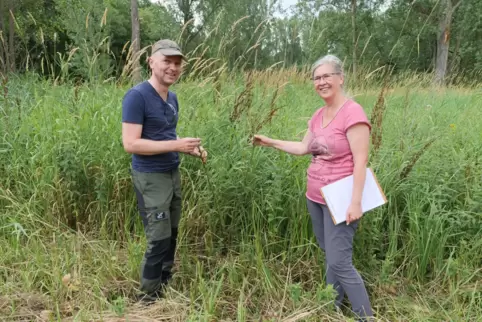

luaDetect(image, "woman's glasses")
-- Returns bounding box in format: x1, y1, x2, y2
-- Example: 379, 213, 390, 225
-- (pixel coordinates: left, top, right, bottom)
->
311, 72, 340, 82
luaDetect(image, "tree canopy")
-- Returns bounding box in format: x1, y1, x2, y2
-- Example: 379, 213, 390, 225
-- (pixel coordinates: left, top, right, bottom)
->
1, 0, 480, 83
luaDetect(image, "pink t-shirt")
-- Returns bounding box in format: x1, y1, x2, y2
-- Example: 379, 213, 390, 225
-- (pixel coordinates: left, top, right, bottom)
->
305, 99, 371, 204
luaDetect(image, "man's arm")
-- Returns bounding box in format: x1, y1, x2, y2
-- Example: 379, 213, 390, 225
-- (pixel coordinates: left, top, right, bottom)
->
122, 123, 201, 155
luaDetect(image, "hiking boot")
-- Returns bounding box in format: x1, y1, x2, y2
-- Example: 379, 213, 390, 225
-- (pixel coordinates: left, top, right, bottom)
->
136, 288, 165, 304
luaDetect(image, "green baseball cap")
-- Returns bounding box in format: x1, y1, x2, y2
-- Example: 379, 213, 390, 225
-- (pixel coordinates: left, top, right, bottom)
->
151, 39, 186, 60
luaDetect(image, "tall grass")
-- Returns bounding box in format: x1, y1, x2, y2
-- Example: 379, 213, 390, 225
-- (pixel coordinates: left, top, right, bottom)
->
0, 69, 481, 320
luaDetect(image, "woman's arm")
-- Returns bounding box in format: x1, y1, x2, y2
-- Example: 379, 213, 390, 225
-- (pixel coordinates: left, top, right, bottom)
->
253, 130, 312, 156
345, 123, 370, 224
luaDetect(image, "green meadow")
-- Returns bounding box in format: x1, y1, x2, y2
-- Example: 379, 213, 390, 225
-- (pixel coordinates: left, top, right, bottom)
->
0, 72, 480, 321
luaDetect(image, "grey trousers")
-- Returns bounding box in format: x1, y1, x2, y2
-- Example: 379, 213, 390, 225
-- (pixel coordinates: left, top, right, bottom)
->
307, 199, 373, 319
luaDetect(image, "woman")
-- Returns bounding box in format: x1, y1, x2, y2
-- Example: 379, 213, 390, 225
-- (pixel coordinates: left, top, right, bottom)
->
253, 55, 373, 320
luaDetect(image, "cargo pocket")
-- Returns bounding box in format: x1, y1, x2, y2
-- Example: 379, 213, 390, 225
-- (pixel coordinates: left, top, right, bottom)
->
145, 208, 172, 242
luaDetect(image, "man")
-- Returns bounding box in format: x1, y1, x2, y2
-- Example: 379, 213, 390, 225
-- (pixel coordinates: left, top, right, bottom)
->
121, 39, 206, 301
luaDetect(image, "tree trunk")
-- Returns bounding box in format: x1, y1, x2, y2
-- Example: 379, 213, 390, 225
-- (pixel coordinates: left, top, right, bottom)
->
351, 0, 357, 77
435, 0, 463, 85
8, 4, 14, 72
130, 0, 141, 83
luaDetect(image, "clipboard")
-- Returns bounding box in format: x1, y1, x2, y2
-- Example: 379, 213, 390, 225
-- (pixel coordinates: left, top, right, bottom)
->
320, 168, 387, 225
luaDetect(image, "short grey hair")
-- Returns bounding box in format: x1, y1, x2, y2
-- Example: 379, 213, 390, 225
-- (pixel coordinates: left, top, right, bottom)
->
311, 55, 344, 78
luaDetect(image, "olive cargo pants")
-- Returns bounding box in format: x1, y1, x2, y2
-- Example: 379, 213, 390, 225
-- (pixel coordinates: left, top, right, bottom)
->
131, 168, 181, 296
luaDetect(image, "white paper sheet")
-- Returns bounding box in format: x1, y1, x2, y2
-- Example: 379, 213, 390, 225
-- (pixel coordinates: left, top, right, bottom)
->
320, 168, 387, 225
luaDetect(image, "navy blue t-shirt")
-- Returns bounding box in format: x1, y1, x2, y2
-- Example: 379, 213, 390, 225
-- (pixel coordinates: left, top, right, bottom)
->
122, 81, 180, 173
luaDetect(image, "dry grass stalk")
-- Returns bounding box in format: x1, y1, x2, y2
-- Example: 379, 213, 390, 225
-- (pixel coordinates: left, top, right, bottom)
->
245, 21, 268, 54
399, 137, 437, 180
188, 43, 204, 58
176, 18, 195, 45
15, 97, 21, 122
370, 72, 390, 156
246, 67, 304, 88
231, 15, 250, 32
213, 73, 222, 104
253, 105, 280, 135
119, 41, 149, 84
74, 80, 81, 102
252, 82, 287, 134
0, 33, 6, 74
208, 63, 227, 78
1, 75, 8, 129
192, 57, 221, 79
230, 71, 254, 122
189, 46, 210, 73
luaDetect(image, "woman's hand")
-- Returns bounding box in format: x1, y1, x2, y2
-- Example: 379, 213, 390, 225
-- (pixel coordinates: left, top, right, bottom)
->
253, 134, 273, 147
346, 202, 363, 225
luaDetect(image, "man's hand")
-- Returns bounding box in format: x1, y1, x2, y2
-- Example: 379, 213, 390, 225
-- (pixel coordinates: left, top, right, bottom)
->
188, 145, 208, 164
189, 146, 201, 157
176, 137, 201, 154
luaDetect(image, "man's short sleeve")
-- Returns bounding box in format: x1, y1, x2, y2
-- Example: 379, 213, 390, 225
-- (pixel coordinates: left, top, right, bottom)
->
122, 89, 145, 124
